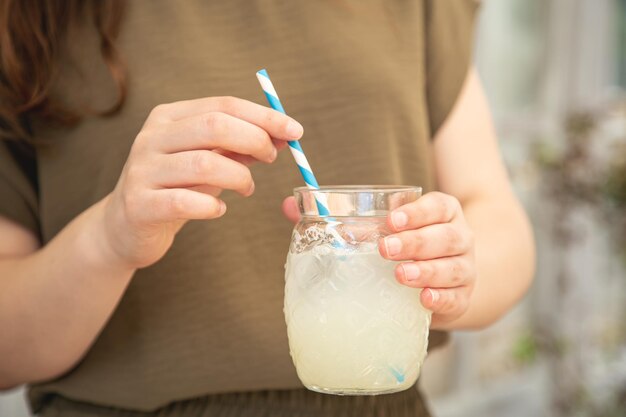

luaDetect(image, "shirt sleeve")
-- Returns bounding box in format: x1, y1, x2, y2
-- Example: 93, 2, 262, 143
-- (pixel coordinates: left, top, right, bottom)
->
425, 0, 480, 137
0, 140, 40, 237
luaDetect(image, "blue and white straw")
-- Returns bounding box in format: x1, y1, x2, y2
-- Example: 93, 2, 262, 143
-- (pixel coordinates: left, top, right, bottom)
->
256, 69, 330, 217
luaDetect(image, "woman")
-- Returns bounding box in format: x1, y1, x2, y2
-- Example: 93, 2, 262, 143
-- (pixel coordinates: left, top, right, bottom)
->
0, 1, 535, 416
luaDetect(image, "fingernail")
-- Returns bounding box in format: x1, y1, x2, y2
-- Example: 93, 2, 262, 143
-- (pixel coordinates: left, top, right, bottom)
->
219, 200, 227, 215
247, 181, 256, 196
286, 120, 304, 139
391, 211, 408, 229
428, 289, 439, 303
384, 237, 402, 257
401, 263, 420, 281
268, 146, 278, 162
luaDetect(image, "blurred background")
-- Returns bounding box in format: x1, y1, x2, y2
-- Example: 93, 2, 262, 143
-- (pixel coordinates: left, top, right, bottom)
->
1, 0, 625, 416
421, 0, 626, 416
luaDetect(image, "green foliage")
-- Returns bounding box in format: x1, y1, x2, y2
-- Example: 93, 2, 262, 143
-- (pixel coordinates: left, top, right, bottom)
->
602, 142, 626, 263
512, 332, 537, 365
602, 145, 626, 208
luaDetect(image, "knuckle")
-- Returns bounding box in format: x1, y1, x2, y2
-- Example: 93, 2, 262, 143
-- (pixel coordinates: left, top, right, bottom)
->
121, 189, 143, 224
441, 201, 455, 221
410, 232, 425, 253
167, 191, 187, 217
438, 191, 458, 206
444, 225, 462, 251
409, 203, 426, 221
420, 262, 435, 279
190, 152, 212, 176
149, 103, 170, 120
449, 259, 465, 286
122, 190, 137, 213
429, 191, 447, 206
277, 114, 290, 133
263, 106, 277, 122
432, 192, 457, 219
202, 112, 223, 134
218, 96, 238, 113
124, 162, 144, 185
263, 109, 284, 131
131, 131, 151, 153
254, 131, 272, 154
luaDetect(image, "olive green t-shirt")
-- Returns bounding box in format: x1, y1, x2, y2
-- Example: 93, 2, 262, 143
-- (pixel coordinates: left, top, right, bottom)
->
0, 0, 477, 415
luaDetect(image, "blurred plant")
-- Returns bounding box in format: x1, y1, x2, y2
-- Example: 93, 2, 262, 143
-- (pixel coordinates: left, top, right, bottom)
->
532, 101, 626, 417
601, 141, 626, 260
534, 108, 626, 262
512, 331, 537, 365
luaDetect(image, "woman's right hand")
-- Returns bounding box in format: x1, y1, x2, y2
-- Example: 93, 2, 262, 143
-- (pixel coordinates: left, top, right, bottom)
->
99, 96, 303, 270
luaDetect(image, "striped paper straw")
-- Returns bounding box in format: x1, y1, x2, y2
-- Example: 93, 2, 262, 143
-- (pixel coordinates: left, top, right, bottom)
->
256, 69, 330, 217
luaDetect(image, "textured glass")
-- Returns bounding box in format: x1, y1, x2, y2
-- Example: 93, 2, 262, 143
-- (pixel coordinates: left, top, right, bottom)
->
284, 186, 431, 395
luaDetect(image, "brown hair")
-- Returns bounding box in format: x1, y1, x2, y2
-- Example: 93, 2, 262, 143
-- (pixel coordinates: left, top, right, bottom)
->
0, 0, 126, 142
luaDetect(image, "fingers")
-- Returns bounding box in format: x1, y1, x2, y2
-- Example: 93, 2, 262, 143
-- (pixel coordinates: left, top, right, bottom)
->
153, 112, 277, 163
274, 138, 289, 152
187, 184, 222, 198
136, 189, 227, 223
394, 256, 475, 289
213, 150, 258, 167
388, 192, 462, 232
215, 139, 287, 167
149, 151, 255, 196
396, 257, 474, 320
420, 287, 471, 318
379, 223, 473, 261
148, 96, 304, 141
282, 196, 300, 224
379, 191, 476, 325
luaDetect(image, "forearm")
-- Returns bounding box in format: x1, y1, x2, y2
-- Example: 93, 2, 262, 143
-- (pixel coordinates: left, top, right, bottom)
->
0, 96, 298, 389
435, 196, 535, 330
0, 197, 135, 388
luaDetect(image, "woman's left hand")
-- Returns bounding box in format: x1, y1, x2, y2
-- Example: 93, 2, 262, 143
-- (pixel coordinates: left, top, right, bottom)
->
282, 191, 476, 328
378, 192, 476, 328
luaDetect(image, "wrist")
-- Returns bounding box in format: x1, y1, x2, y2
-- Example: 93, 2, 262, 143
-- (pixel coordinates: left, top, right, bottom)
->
77, 196, 137, 276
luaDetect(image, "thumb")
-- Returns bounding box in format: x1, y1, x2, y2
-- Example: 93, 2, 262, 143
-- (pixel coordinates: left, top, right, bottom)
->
282, 196, 301, 224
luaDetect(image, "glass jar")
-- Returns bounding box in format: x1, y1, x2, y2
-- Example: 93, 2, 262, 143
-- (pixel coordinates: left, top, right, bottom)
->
284, 186, 432, 395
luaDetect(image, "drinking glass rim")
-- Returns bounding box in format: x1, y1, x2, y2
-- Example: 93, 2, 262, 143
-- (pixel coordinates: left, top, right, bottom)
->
294, 185, 423, 194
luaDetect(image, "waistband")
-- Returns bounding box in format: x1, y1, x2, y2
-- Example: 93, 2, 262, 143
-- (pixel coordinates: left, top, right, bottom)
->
38, 386, 432, 417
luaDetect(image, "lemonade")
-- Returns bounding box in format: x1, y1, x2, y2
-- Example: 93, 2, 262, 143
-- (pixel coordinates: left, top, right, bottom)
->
284, 243, 431, 395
